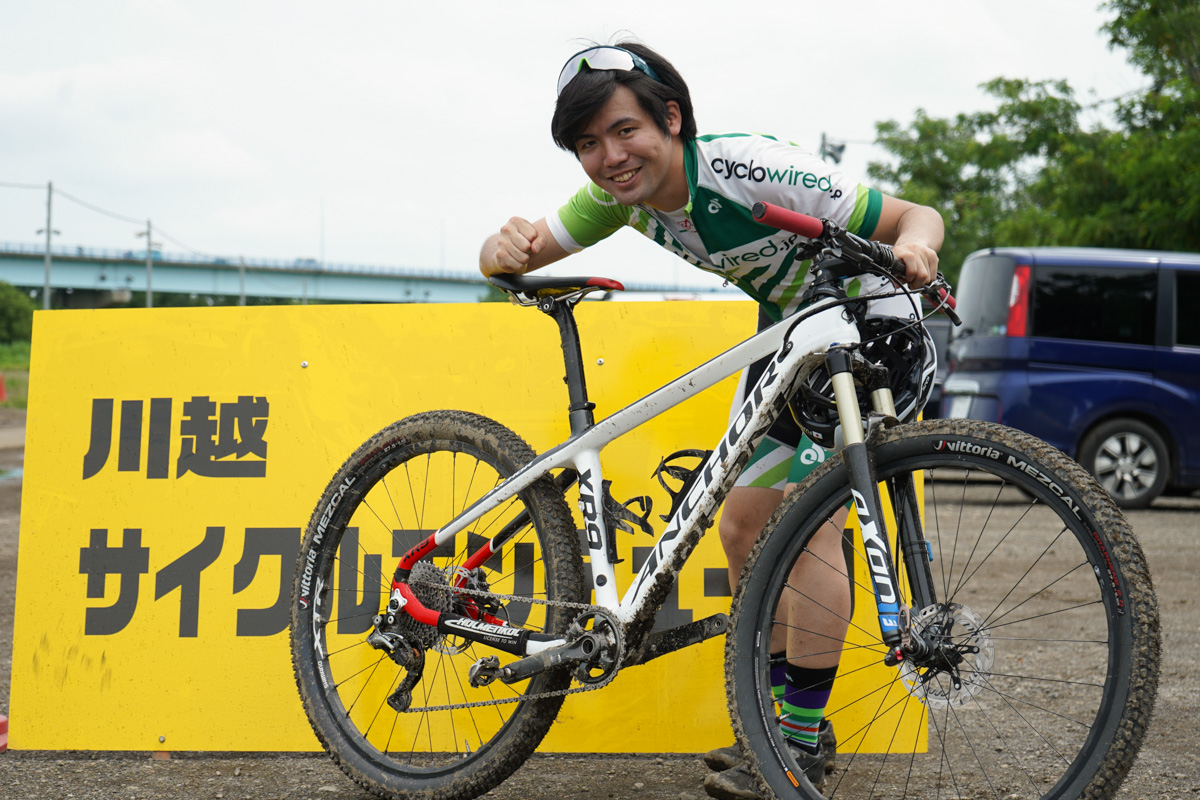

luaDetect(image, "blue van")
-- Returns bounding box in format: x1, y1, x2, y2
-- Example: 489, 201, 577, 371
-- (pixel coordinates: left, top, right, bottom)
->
941, 246, 1200, 508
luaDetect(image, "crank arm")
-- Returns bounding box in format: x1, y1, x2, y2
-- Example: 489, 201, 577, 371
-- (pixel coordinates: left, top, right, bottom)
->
497, 630, 606, 684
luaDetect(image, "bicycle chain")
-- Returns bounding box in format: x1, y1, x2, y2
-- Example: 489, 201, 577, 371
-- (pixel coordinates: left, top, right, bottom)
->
398, 579, 624, 713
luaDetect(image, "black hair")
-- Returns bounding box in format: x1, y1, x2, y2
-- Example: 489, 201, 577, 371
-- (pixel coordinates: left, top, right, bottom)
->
551, 41, 696, 155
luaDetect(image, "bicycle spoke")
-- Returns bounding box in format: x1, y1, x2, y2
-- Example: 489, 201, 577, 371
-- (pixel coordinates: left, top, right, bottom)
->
293, 413, 585, 794
730, 420, 1157, 800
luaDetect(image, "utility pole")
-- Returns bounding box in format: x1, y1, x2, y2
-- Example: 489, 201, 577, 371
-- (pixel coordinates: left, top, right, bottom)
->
819, 133, 846, 164
136, 220, 157, 308
36, 181, 60, 310
146, 220, 153, 308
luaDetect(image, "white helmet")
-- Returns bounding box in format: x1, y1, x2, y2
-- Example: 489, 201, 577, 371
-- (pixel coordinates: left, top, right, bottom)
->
789, 315, 938, 449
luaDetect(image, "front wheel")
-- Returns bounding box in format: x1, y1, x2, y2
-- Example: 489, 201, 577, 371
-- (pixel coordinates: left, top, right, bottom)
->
727, 418, 1160, 800
291, 411, 586, 800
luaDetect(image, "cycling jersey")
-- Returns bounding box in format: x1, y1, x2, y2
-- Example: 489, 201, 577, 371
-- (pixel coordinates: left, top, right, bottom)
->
546, 132, 884, 321
546, 131, 897, 489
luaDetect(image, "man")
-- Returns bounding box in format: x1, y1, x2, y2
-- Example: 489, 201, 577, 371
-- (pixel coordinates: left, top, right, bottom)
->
480, 41, 943, 799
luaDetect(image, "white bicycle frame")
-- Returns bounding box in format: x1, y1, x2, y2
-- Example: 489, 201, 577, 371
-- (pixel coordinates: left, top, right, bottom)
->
394, 296, 862, 651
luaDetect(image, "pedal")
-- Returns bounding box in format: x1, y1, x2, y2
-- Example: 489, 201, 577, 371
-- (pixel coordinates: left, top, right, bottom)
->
468, 655, 501, 687
625, 613, 729, 667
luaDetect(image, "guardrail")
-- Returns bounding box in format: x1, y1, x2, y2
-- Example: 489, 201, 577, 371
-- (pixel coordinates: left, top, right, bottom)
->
0, 241, 745, 295
0, 241, 482, 282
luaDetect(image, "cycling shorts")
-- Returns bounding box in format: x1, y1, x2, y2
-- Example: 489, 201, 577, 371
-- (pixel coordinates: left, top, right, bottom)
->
731, 307, 833, 492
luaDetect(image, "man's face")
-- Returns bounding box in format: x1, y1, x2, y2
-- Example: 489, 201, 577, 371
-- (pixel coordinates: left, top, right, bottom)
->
573, 84, 685, 210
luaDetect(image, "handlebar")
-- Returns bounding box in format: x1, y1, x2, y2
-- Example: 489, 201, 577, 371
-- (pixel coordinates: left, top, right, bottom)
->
751, 202, 959, 319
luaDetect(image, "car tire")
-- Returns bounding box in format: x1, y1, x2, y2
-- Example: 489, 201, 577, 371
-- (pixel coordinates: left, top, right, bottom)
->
1079, 418, 1170, 509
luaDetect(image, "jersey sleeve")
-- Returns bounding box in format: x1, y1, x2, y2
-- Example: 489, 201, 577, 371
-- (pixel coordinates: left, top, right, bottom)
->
546, 183, 632, 253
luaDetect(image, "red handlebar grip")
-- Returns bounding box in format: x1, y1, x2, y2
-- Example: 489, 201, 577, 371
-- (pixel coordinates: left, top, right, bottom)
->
937, 288, 957, 310
751, 202, 825, 239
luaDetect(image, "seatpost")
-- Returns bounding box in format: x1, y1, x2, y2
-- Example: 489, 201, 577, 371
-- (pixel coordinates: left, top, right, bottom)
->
538, 297, 596, 436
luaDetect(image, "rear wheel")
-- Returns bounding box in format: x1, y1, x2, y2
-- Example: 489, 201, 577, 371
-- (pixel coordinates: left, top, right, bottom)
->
1079, 417, 1169, 509
291, 411, 585, 800
727, 419, 1160, 800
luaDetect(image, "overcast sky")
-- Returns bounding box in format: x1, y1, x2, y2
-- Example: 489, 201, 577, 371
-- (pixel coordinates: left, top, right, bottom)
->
0, 0, 1148, 291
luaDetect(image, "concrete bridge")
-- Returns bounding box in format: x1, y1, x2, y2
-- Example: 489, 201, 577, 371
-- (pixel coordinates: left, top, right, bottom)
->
1, 243, 722, 307
0, 242, 497, 306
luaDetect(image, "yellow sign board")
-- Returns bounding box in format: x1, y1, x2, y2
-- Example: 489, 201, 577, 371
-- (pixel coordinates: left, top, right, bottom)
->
11, 300, 922, 752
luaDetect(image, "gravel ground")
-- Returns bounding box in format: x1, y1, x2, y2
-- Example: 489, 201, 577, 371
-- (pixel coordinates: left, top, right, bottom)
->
1, 406, 1196, 800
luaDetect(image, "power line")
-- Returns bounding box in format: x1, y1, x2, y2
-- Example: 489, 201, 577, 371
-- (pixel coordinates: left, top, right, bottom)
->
49, 185, 213, 257
154, 224, 212, 258
0, 181, 45, 190
6, 181, 220, 308
52, 187, 144, 225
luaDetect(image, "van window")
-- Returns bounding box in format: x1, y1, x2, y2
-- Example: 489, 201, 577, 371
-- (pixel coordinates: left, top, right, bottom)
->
1032, 267, 1156, 346
1176, 272, 1200, 347
953, 254, 1015, 338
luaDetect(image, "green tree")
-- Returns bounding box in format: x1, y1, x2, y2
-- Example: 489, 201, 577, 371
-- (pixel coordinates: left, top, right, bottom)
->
868, 79, 1081, 282
0, 281, 35, 343
867, 0, 1200, 275
1102, 0, 1200, 89
1026, 0, 1200, 252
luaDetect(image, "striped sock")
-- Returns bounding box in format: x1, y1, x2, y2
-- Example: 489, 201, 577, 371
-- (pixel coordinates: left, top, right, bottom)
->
770, 651, 787, 702
781, 664, 838, 753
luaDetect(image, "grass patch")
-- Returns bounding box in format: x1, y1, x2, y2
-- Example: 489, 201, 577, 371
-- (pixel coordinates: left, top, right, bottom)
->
0, 341, 31, 371
0, 342, 31, 408
1, 371, 28, 409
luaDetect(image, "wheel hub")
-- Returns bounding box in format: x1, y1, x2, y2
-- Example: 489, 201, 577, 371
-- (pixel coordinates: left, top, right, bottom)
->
392, 560, 454, 650
900, 603, 994, 708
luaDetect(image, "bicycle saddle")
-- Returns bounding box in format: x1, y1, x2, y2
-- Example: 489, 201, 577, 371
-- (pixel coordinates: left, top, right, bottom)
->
489, 273, 625, 297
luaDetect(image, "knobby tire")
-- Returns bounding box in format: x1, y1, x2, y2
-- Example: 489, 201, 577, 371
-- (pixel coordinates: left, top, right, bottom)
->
290, 411, 586, 800
727, 419, 1160, 800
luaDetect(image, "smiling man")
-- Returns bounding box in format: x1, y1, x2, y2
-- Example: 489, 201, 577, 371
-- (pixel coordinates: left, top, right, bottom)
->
480, 41, 944, 800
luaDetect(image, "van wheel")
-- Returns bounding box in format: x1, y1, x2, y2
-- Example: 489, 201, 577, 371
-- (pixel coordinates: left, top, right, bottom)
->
1079, 419, 1169, 509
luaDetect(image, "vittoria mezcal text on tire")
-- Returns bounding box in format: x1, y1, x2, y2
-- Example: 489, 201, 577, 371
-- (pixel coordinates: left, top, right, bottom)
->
727, 419, 1160, 800
291, 411, 586, 800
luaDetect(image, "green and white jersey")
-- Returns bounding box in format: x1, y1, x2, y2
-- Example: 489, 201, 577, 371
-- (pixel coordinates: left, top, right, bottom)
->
546, 132, 885, 321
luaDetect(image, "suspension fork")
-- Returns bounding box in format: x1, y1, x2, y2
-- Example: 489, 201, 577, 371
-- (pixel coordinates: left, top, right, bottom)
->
868, 385, 939, 613
827, 347, 903, 651
888, 474, 938, 611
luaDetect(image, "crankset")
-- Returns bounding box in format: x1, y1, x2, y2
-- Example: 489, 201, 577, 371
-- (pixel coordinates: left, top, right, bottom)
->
468, 607, 625, 688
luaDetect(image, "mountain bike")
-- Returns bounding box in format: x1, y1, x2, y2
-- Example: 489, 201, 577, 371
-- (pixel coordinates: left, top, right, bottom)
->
290, 203, 1160, 800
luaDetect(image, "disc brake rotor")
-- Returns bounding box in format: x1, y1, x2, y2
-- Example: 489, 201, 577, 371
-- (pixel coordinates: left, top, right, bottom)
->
900, 602, 995, 708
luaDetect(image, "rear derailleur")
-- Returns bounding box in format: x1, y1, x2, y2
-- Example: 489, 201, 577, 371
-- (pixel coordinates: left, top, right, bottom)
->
367, 611, 426, 712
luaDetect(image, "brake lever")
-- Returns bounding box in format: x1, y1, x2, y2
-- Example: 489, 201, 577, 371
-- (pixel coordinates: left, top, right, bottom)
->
922, 277, 962, 325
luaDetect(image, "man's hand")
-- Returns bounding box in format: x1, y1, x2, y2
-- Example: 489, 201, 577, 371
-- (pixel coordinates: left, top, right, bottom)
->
480, 216, 553, 277
873, 195, 945, 290
892, 240, 939, 290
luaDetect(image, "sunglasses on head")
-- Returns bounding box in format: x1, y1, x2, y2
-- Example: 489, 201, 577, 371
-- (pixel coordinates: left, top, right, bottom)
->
556, 46, 662, 97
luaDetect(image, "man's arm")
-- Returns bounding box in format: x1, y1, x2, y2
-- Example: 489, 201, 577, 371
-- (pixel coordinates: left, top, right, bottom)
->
479, 216, 571, 278
870, 195, 945, 289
